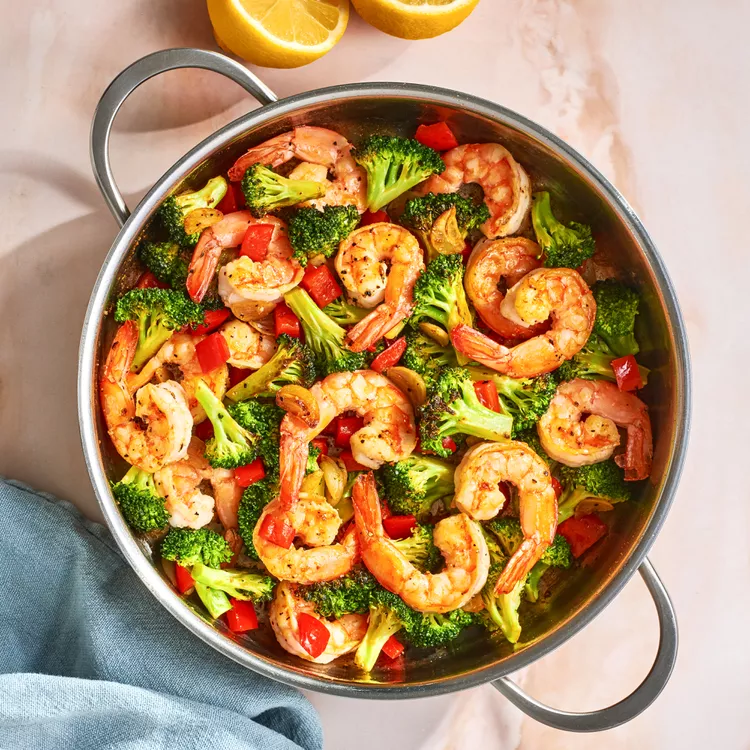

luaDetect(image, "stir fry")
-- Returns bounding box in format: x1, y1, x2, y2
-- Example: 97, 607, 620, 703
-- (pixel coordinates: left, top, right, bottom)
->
102, 122, 653, 668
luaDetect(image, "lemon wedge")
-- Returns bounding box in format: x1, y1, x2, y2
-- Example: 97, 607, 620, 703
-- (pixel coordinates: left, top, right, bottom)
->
351, 0, 479, 39
207, 0, 350, 68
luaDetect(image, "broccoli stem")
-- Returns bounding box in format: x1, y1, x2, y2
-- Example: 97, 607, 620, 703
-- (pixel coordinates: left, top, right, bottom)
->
195, 581, 233, 619
195, 381, 252, 450
450, 399, 513, 442
354, 606, 403, 672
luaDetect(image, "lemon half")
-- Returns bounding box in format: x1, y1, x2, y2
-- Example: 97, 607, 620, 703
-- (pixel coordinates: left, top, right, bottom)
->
351, 0, 479, 40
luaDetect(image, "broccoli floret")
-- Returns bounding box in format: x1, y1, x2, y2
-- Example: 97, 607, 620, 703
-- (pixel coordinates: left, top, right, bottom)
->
241, 164, 326, 218
531, 191, 595, 269
114, 288, 205, 371
401, 193, 490, 261
225, 335, 316, 402
557, 333, 650, 385
301, 566, 379, 619
591, 279, 642, 357
419, 367, 513, 457
191, 562, 274, 602
524, 561, 549, 603
111, 466, 169, 533
513, 427, 556, 469
322, 298, 370, 326
402, 609, 475, 648
391, 524, 443, 572
466, 368, 557, 436
137, 241, 190, 289
401, 330, 458, 386
306, 444, 322, 474
227, 400, 284, 480
159, 176, 227, 247
354, 135, 445, 212
487, 517, 572, 568
160, 528, 233, 569
355, 587, 413, 672
288, 205, 360, 265
378, 455, 455, 520
284, 287, 367, 376
557, 460, 632, 522
237, 479, 276, 561
194, 380, 257, 469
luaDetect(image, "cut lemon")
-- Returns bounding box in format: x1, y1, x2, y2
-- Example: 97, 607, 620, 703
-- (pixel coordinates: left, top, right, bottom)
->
351, 0, 479, 39
207, 0, 350, 68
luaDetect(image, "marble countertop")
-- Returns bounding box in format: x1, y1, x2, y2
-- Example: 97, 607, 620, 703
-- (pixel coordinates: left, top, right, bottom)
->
2, 1, 747, 746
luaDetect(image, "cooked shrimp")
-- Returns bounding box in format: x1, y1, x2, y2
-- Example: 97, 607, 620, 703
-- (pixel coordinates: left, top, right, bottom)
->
420, 143, 531, 238
211, 467, 243, 531
279, 370, 417, 508
335, 223, 424, 352
127, 332, 228, 424
229, 126, 367, 212
464, 237, 542, 340
451, 267, 595, 377
100, 321, 192, 473
538, 379, 653, 481
219, 319, 276, 369
154, 438, 215, 529
254, 498, 359, 584
270, 581, 368, 664
353, 472, 489, 613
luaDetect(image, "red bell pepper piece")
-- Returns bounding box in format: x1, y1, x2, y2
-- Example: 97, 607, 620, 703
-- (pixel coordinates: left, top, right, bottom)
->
321, 418, 338, 437
228, 365, 247, 389
381, 634, 405, 660
361, 209, 389, 226
240, 224, 275, 261
441, 437, 457, 453
335, 415, 365, 448
339, 451, 368, 472
136, 270, 170, 289
235, 458, 266, 488
370, 336, 407, 373
225, 598, 259, 633
611, 355, 643, 392
557, 514, 608, 558
473, 380, 501, 413
217, 182, 246, 213
195, 331, 231, 373
258, 513, 295, 549
192, 307, 232, 336
274, 301, 301, 338
551, 475, 563, 500
311, 438, 329, 457
174, 563, 195, 594
297, 612, 331, 658
461, 241, 473, 264
301, 264, 342, 308
193, 419, 214, 442
383, 514, 417, 539
415, 122, 459, 151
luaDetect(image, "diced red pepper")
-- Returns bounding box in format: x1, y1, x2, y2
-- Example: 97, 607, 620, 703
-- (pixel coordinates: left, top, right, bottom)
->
195, 331, 231, 373
361, 209, 389, 226
274, 301, 301, 338
258, 513, 295, 549
193, 419, 214, 442
239, 224, 275, 261
415, 122, 459, 151
335, 415, 365, 448
473, 380, 501, 413
558, 514, 608, 558
383, 514, 417, 540
297, 612, 331, 658
192, 307, 232, 336
311, 438, 329, 457
174, 563, 195, 594
551, 475, 563, 500
339, 451, 368, 472
136, 270, 170, 289
225, 598, 259, 633
611, 355, 643, 392
370, 336, 407, 373
321, 418, 338, 437
382, 635, 405, 660
441, 437, 457, 453
228, 365, 247, 389
461, 241, 473, 264
301, 264, 342, 308
217, 182, 246, 213
235, 458, 266, 488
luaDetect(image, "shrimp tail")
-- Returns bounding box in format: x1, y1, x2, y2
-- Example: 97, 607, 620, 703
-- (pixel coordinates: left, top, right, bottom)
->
616, 420, 653, 481
186, 230, 223, 303
228, 133, 294, 180
345, 304, 411, 353
101, 321, 138, 382
351, 472, 382, 537
279, 415, 312, 509
450, 324, 510, 371
494, 538, 549, 595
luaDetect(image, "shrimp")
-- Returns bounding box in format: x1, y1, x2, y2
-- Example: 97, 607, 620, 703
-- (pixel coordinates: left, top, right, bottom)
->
100, 321, 192, 473
451, 267, 596, 378
464, 237, 543, 340
229, 126, 367, 212
453, 442, 557, 594
211, 467, 243, 530
335, 223, 424, 352
420, 143, 531, 238
352, 472, 489, 613
219, 319, 276, 369
154, 438, 215, 529
279, 370, 417, 508
538, 379, 653, 481
270, 581, 368, 664
127, 332, 228, 424
254, 498, 360, 584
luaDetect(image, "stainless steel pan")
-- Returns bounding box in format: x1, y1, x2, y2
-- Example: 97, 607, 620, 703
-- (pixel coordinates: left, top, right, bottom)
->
79, 48, 690, 732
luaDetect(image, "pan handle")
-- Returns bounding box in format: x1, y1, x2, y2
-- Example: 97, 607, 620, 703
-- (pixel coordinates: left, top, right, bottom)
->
492, 557, 678, 732
90, 48, 277, 228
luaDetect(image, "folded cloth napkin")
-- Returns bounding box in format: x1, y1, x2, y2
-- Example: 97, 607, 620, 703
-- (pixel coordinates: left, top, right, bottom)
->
0, 479, 323, 750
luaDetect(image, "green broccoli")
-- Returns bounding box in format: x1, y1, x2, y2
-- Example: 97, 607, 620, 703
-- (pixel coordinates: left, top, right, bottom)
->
591, 279, 642, 357
114, 288, 205, 371
322, 298, 369, 326
193, 582, 234, 619
419, 367, 513, 457
137, 241, 190, 289
354, 135, 445, 212
524, 561, 550, 603
111, 466, 168, 533
557, 460, 632, 522
225, 335, 316, 402
284, 287, 367, 376
391, 524, 443, 572
288, 205, 360, 265
191, 562, 274, 602
401, 330, 458, 386
236, 479, 275, 562
227, 400, 285, 480
241, 164, 326, 218
556, 333, 650, 385
487, 517, 572, 568
306, 444, 322, 473
159, 176, 227, 247
402, 609, 475, 649
301, 566, 379, 619
378, 455, 455, 520
531, 191, 595, 269
355, 587, 413, 672
160, 528, 233, 569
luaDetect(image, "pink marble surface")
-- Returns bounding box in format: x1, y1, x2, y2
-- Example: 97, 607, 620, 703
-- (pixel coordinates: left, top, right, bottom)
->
2, 1, 748, 747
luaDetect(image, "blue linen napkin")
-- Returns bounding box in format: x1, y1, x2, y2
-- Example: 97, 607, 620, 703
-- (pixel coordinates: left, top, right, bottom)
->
0, 479, 323, 750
